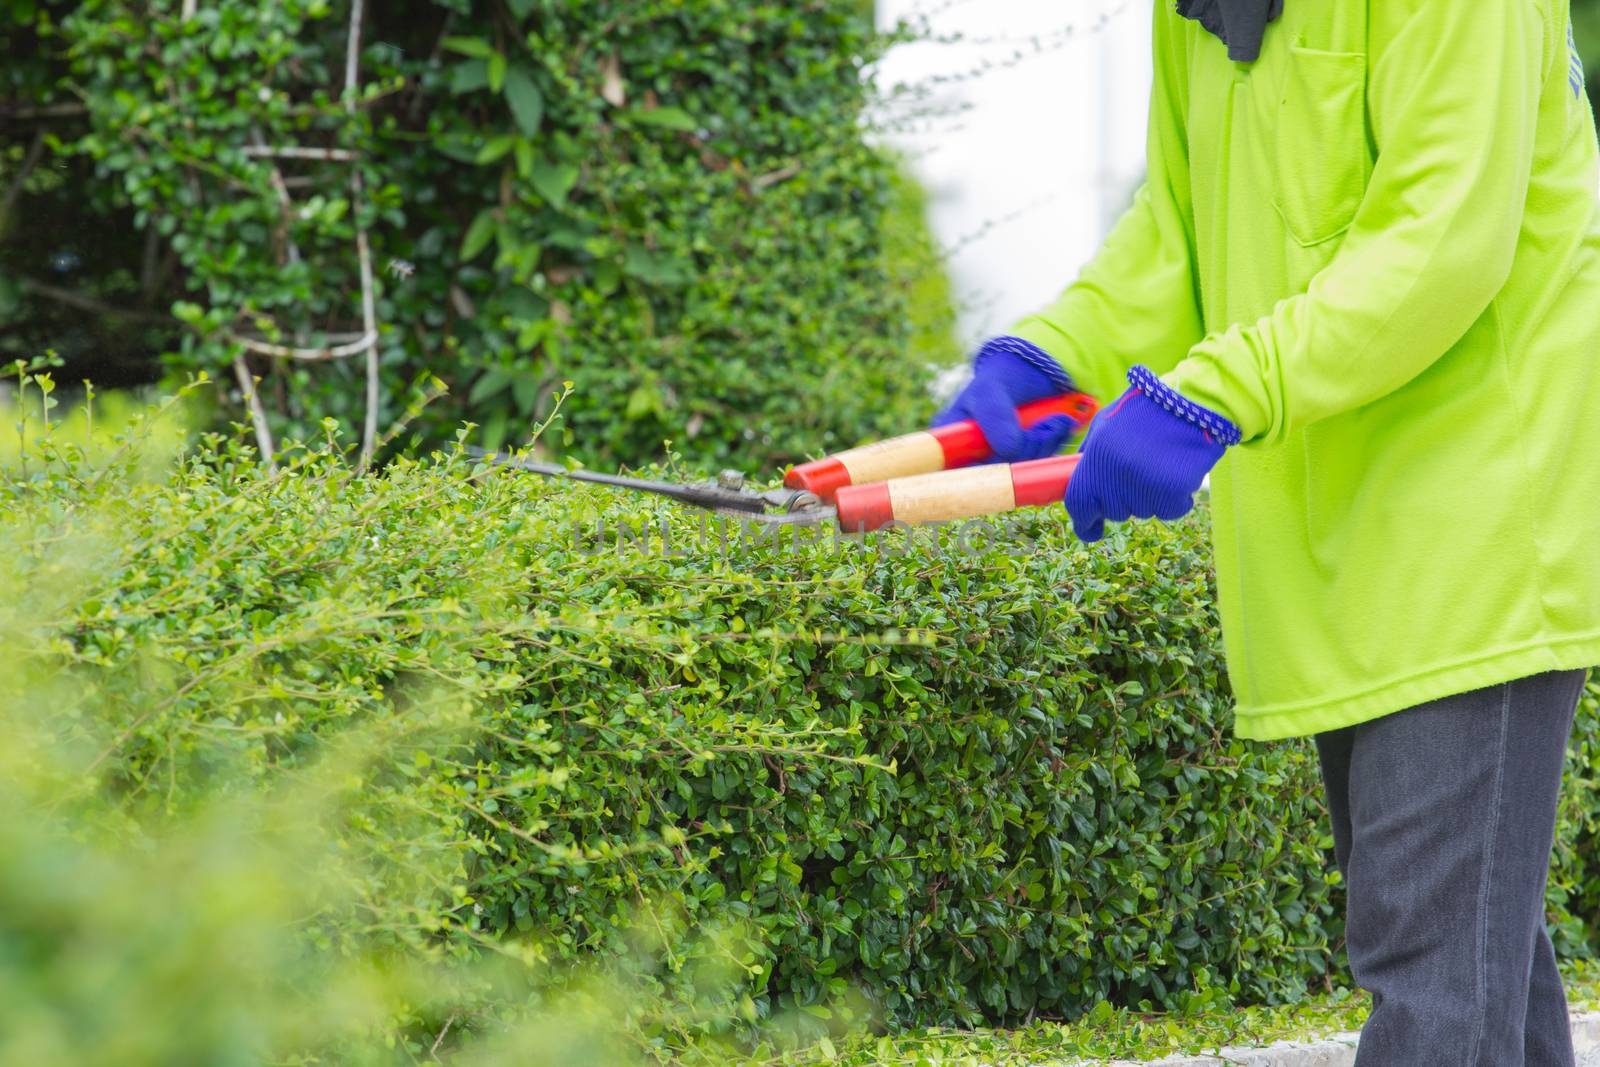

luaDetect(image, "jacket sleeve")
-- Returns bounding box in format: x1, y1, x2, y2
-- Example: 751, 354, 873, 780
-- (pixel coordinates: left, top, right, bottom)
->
1007, 3, 1204, 404
1162, 0, 1547, 446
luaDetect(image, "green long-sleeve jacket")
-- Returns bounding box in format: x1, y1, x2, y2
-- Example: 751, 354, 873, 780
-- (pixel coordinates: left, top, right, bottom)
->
1012, 0, 1600, 739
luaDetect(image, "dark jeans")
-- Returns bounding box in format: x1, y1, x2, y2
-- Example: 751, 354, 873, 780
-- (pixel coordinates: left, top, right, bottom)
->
1316, 668, 1587, 1067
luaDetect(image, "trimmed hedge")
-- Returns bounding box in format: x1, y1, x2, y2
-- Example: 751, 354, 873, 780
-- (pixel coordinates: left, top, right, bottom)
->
3, 0, 943, 469
5, 422, 1598, 1036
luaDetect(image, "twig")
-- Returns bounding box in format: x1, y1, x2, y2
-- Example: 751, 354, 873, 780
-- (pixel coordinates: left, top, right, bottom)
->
353, 190, 379, 464
0, 130, 46, 236
139, 225, 162, 303
303, 330, 370, 342
227, 330, 377, 361
248, 128, 302, 267
346, 0, 380, 468
19, 276, 172, 324
409, 11, 457, 121
240, 145, 359, 162
428, 1012, 458, 1060
372, 375, 448, 455
231, 355, 278, 471
749, 161, 801, 192
0, 102, 86, 119
344, 0, 365, 102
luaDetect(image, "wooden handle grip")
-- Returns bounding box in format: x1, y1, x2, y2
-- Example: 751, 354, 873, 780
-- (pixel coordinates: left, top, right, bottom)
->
785, 392, 1098, 503
835, 454, 1081, 531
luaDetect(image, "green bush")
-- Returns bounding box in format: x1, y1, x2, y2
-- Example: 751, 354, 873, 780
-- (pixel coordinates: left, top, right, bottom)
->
882, 160, 963, 375
0, 671, 740, 1067
1554, 692, 1600, 961
8, 403, 1592, 1039
1, 0, 950, 469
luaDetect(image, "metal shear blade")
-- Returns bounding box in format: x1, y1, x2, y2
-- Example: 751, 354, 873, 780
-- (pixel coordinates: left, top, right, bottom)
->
465, 447, 837, 525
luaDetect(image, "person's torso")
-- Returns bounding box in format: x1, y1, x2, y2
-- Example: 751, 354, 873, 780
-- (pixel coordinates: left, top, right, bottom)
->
1168, 0, 1600, 726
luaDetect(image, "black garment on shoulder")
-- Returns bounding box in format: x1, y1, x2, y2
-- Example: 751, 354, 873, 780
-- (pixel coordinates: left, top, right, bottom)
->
1175, 0, 1283, 62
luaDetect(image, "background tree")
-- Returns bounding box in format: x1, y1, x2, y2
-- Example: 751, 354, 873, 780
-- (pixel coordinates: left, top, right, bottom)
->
0, 0, 950, 471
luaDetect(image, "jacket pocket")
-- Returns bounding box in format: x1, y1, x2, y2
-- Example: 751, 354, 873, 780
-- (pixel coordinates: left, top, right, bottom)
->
1272, 47, 1370, 248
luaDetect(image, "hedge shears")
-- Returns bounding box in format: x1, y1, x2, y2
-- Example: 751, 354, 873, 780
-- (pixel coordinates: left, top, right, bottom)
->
470, 391, 1099, 532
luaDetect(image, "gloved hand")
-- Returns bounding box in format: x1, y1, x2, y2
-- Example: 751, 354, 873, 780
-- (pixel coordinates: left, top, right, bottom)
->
931, 336, 1084, 462
1065, 365, 1242, 542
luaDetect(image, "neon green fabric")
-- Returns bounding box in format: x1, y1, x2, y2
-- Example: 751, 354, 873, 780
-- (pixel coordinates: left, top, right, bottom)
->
1012, 0, 1600, 739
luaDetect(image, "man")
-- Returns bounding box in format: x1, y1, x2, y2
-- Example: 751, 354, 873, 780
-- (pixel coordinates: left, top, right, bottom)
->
934, 0, 1600, 1062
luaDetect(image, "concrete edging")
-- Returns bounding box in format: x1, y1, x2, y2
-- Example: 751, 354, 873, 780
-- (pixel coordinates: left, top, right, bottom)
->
1082, 1010, 1600, 1066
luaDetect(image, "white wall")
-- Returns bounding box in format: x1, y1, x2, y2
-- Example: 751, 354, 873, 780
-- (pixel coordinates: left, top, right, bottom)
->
872, 0, 1153, 351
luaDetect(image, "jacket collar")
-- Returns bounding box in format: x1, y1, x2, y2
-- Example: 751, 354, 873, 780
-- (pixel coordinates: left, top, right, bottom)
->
1175, 0, 1284, 62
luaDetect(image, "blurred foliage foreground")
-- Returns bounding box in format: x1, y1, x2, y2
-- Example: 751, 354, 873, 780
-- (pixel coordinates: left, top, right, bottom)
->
2, 376, 1598, 1065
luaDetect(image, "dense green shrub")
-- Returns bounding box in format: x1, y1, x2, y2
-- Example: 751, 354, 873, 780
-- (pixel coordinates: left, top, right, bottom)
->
8, 394, 1596, 1036
1, 0, 948, 468
1555, 697, 1600, 960
882, 160, 963, 375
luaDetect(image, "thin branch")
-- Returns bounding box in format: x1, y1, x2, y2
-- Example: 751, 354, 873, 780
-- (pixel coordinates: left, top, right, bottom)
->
344, 0, 364, 99
409, 10, 457, 122
19, 276, 172, 324
227, 330, 377, 361
0, 102, 87, 119
346, 0, 380, 468
749, 161, 801, 192
240, 145, 360, 162
372, 375, 448, 456
249, 128, 302, 267
150, 243, 181, 296
428, 1011, 458, 1060
165, 84, 211, 226
1, 130, 46, 238
139, 225, 163, 303
353, 184, 379, 465
232, 355, 278, 471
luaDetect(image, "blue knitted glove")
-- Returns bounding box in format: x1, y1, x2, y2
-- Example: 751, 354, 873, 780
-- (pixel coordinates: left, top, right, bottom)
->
1064, 365, 1242, 543
931, 336, 1083, 462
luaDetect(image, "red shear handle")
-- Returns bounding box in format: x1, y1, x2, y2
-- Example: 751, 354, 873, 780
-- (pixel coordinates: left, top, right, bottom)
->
785, 392, 1098, 503
835, 454, 1080, 532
